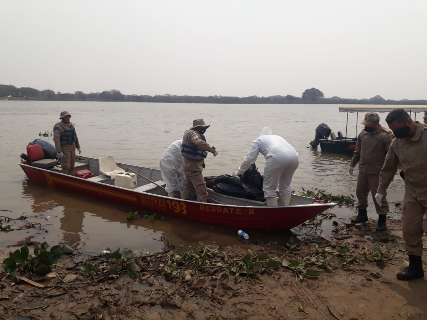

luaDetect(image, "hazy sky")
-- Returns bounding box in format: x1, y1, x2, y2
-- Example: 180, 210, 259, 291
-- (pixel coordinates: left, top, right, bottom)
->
1, 0, 426, 99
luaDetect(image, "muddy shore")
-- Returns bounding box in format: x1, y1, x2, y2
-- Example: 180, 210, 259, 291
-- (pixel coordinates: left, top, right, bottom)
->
1, 213, 426, 320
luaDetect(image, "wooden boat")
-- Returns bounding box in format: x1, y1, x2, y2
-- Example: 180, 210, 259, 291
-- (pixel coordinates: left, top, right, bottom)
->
319, 104, 427, 156
20, 156, 336, 230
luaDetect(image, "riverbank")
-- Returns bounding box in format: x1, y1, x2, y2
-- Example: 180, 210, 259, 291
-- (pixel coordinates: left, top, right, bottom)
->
1, 216, 426, 320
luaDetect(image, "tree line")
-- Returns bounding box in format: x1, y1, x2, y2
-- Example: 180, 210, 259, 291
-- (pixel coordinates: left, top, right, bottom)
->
1, 84, 426, 105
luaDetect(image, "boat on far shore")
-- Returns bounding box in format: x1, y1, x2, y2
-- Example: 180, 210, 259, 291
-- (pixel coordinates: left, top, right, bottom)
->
318, 104, 427, 156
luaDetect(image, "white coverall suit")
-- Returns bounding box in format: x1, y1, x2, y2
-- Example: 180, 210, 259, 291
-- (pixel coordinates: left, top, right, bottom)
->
237, 134, 299, 206
159, 140, 185, 198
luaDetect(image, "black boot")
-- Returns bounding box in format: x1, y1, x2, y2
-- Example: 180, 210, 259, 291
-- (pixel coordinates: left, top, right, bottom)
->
376, 214, 387, 231
396, 255, 424, 281
351, 208, 368, 224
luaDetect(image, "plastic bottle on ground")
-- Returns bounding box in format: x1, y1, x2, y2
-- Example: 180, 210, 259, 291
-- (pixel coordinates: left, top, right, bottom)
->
237, 229, 250, 240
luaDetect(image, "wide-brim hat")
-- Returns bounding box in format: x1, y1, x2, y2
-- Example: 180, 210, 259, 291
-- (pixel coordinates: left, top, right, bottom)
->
362, 112, 380, 125
59, 111, 71, 119
191, 118, 210, 130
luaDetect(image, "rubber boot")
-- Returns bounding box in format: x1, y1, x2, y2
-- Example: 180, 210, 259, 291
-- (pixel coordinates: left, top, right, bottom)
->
265, 197, 278, 207
278, 191, 292, 206
396, 255, 424, 281
351, 208, 368, 224
376, 214, 387, 231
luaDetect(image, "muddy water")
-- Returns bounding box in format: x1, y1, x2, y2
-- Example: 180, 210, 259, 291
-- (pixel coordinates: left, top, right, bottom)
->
0, 101, 405, 254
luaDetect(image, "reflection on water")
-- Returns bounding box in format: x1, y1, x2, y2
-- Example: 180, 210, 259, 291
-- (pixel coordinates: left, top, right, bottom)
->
21, 180, 166, 253
0, 101, 407, 252
21, 180, 247, 253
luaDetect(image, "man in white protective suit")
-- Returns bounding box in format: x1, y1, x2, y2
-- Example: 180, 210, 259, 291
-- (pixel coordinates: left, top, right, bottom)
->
236, 128, 299, 207
159, 140, 185, 198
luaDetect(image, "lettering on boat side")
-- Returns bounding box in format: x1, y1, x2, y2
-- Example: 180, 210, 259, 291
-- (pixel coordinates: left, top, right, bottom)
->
198, 205, 255, 216
144, 197, 187, 215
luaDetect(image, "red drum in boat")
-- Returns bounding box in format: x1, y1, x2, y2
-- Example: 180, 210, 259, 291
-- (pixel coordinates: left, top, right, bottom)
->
75, 169, 93, 179
26, 143, 44, 162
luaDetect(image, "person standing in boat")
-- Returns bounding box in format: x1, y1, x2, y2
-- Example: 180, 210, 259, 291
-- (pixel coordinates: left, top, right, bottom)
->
160, 139, 185, 199
349, 112, 392, 231
53, 111, 81, 175
375, 109, 427, 281
181, 119, 218, 202
236, 127, 299, 207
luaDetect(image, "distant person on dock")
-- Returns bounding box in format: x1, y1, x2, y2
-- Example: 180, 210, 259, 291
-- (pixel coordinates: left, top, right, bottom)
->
53, 111, 81, 175
160, 140, 185, 198
236, 127, 299, 207
181, 119, 218, 202
376, 109, 427, 281
349, 112, 392, 231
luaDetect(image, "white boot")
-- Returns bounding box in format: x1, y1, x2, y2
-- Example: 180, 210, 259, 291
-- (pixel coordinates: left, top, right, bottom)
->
265, 197, 278, 207
278, 192, 292, 206
278, 187, 292, 206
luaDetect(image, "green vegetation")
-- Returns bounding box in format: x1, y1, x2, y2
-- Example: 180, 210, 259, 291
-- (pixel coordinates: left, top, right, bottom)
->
126, 211, 139, 221
3, 243, 69, 277
299, 188, 355, 206
2, 84, 425, 104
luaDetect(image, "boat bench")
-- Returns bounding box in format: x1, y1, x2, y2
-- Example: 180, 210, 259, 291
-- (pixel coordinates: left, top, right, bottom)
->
87, 175, 109, 183
31, 158, 58, 169
74, 161, 89, 171
134, 180, 165, 193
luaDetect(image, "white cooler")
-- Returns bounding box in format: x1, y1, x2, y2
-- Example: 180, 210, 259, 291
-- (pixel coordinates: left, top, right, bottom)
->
114, 172, 137, 189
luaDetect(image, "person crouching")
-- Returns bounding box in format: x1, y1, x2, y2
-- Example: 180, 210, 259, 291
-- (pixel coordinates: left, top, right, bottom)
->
160, 139, 185, 198
236, 127, 299, 207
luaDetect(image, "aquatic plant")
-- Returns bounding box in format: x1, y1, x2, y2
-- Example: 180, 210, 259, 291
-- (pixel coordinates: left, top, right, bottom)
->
3, 243, 69, 277
299, 188, 355, 206
126, 211, 139, 221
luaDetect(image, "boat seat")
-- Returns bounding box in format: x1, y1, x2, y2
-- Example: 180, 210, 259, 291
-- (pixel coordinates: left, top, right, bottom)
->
31, 158, 58, 169
74, 161, 89, 171
99, 156, 125, 178
134, 180, 165, 193
87, 175, 109, 183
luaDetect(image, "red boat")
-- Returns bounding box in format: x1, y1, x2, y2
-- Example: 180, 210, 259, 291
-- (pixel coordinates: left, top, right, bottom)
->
20, 156, 335, 230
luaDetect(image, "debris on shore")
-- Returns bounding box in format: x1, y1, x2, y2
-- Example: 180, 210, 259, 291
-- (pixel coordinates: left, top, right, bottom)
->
0, 218, 413, 320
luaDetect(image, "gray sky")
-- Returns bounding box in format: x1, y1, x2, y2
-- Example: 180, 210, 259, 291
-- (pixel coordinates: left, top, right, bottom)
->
1, 0, 426, 99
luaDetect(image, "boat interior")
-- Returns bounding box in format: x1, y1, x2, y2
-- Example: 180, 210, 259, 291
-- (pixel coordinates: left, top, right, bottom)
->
28, 155, 314, 207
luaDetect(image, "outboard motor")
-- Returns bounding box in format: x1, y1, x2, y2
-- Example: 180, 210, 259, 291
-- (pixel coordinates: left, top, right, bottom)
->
31, 139, 57, 159
310, 123, 332, 148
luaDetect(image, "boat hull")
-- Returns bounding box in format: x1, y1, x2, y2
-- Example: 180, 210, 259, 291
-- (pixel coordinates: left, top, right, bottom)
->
20, 164, 335, 230
319, 138, 356, 155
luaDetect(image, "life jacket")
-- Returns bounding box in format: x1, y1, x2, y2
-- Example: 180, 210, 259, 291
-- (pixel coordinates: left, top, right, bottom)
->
59, 125, 77, 145
181, 130, 208, 161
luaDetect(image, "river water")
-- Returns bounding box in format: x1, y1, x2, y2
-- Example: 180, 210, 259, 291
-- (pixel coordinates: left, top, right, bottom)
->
0, 101, 405, 254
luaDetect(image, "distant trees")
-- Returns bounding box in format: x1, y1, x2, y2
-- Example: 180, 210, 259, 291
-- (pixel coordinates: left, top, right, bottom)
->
302, 88, 324, 102
368, 95, 385, 103
0, 85, 15, 97
0, 83, 426, 105
98, 90, 124, 101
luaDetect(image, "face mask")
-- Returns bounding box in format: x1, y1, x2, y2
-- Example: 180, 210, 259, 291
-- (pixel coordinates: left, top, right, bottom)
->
364, 127, 375, 133
393, 127, 411, 138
